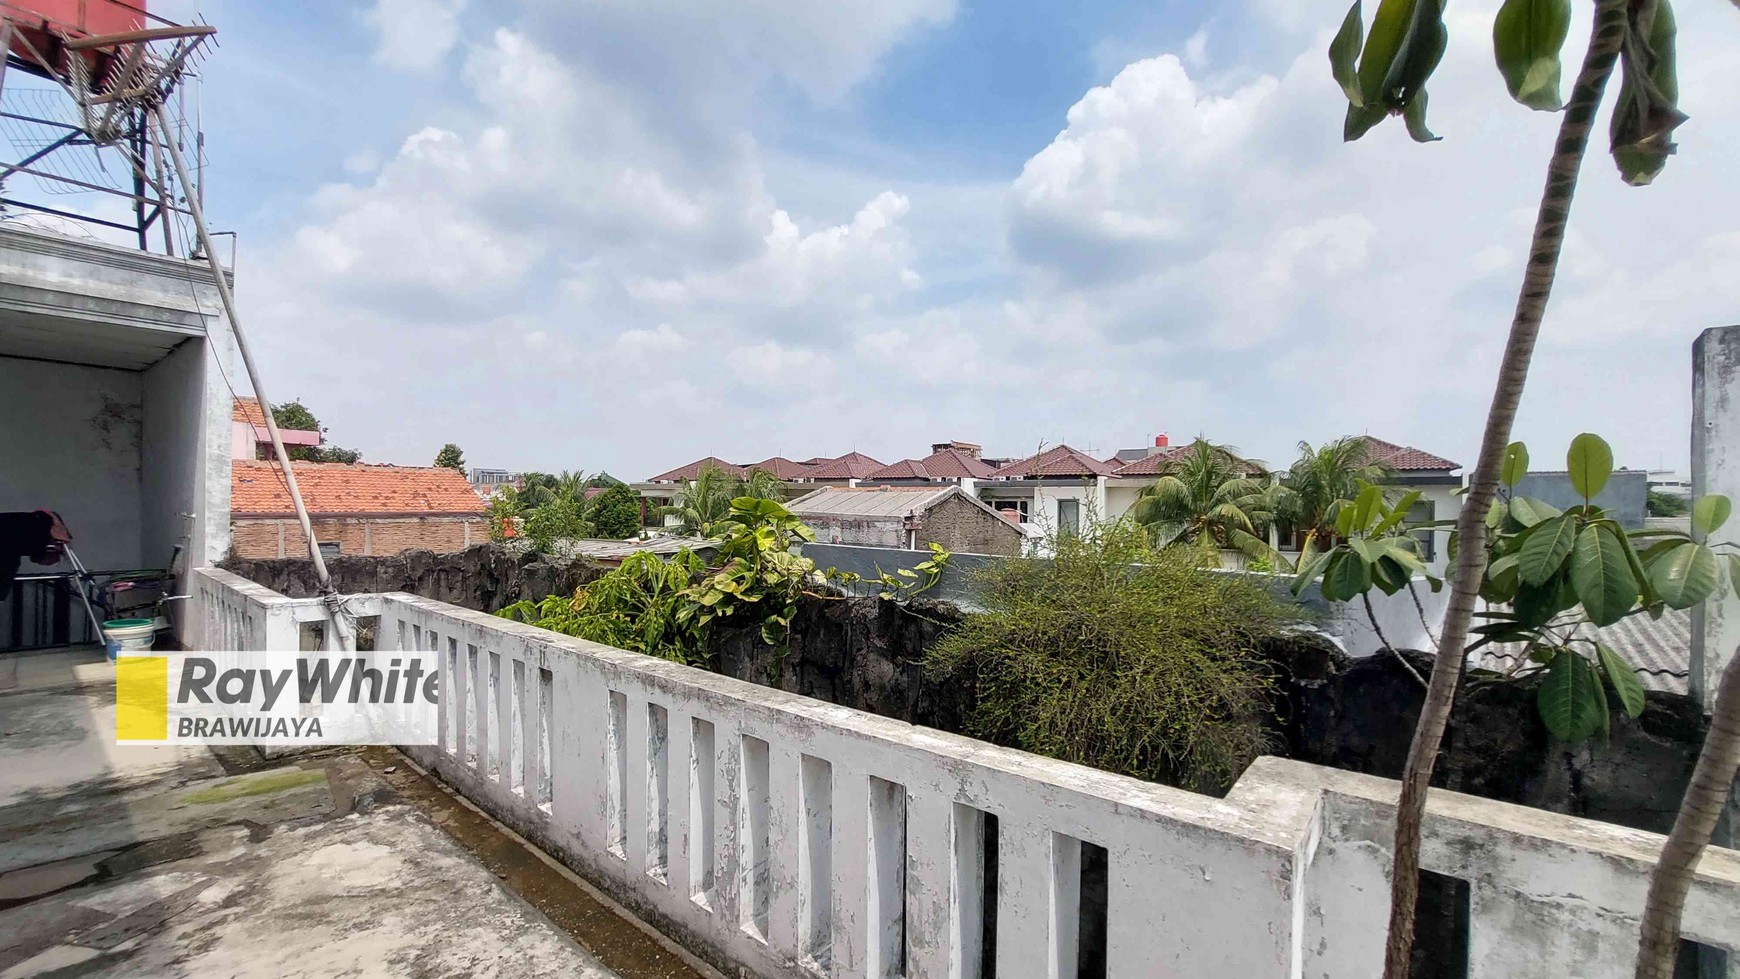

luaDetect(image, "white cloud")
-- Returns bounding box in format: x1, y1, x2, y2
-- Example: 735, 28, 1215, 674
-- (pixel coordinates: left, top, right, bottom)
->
366, 0, 466, 73
239, 0, 1740, 479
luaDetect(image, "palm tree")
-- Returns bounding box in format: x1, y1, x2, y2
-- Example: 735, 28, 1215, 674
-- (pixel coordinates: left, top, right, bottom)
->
1280, 437, 1394, 557
1127, 439, 1286, 567
665, 465, 791, 537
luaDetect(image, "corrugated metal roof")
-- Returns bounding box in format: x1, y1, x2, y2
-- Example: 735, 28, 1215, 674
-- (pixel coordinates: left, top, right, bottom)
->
557, 535, 713, 561
788, 486, 955, 518
1475, 607, 1691, 695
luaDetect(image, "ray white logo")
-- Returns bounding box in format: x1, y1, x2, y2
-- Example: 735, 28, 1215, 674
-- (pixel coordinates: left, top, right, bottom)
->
117, 650, 440, 746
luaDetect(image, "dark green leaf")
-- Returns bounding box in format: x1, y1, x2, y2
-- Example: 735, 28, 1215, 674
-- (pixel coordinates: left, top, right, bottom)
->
1351, 483, 1385, 535
1570, 523, 1639, 626
1566, 433, 1614, 500
1330, 1, 1366, 103
1403, 90, 1440, 142
1500, 441, 1530, 487
1537, 651, 1607, 742
1517, 514, 1577, 585
1595, 642, 1647, 718
1291, 548, 1334, 595
1343, 101, 1388, 141
1610, 0, 1685, 186
1373, 556, 1410, 595
1509, 496, 1561, 528
1647, 541, 1719, 609
1492, 0, 1571, 110
1692, 494, 1732, 535
1322, 550, 1372, 602
1512, 575, 1569, 627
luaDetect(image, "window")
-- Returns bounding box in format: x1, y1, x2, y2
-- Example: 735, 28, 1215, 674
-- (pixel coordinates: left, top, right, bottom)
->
1058, 498, 1081, 536
317, 541, 342, 558
1408, 499, 1436, 561
991, 499, 1029, 522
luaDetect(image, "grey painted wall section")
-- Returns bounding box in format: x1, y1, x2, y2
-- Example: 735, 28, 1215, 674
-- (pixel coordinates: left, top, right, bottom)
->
1692, 325, 1740, 709
1511, 469, 1649, 527
0, 358, 144, 570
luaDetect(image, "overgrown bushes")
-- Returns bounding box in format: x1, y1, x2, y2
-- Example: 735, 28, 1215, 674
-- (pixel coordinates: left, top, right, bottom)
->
925, 522, 1305, 794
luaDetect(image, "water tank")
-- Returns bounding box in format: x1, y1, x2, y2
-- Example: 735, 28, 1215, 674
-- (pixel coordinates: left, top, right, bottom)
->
3, 0, 149, 83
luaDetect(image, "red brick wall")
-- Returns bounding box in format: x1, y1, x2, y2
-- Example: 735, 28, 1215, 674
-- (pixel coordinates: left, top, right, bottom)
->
229, 516, 482, 559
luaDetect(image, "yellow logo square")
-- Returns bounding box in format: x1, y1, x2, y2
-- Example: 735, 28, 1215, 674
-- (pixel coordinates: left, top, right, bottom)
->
116, 655, 169, 741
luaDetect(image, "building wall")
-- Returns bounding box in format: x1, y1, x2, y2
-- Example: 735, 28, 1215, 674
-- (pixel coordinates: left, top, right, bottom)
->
798, 514, 906, 549
230, 515, 484, 559
915, 493, 1021, 556
141, 337, 208, 572
1512, 470, 1649, 528
0, 357, 143, 570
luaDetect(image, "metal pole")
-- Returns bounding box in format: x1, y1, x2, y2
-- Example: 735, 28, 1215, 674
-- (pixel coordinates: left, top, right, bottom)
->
148, 102, 352, 645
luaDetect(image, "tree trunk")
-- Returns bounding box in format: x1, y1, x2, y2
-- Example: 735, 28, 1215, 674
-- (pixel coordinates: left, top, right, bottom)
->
1379, 3, 1631, 975
1634, 643, 1740, 978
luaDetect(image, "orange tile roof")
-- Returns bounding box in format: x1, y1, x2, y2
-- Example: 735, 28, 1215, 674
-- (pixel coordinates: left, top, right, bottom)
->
232, 397, 267, 426
864, 458, 933, 480
231, 460, 486, 516
917, 447, 998, 479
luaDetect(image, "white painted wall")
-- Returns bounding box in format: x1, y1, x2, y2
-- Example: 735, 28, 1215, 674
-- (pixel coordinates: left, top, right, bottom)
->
0, 357, 143, 570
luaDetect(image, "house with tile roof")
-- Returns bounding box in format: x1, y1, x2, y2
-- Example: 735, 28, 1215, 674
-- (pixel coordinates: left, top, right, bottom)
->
861, 447, 1000, 487
229, 460, 488, 559
1348, 435, 1464, 572
230, 396, 321, 461
804, 451, 885, 484
978, 445, 1120, 534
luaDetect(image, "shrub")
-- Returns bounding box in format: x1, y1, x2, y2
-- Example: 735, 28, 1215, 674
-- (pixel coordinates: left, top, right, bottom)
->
589, 483, 643, 539
501, 550, 708, 665
522, 495, 592, 554
924, 522, 1304, 794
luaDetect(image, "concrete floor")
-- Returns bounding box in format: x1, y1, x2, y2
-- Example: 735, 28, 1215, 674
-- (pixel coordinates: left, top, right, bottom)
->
0, 648, 703, 979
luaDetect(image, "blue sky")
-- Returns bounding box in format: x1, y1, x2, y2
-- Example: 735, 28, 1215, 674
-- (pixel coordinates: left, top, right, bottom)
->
23, 0, 1737, 478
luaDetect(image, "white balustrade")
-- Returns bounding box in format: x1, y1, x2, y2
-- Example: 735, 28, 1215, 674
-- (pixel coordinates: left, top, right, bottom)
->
195, 570, 1740, 979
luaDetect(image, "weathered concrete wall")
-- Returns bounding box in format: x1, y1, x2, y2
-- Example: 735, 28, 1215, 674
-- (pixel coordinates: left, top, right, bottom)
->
0, 357, 143, 570
221, 544, 600, 613
1692, 325, 1740, 708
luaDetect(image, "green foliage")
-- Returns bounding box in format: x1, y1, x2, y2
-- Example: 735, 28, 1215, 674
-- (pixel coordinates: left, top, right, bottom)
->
1296, 432, 1737, 744
588, 483, 643, 539
1330, 0, 1449, 142
1492, 0, 1571, 110
679, 497, 820, 646
663, 465, 788, 537
1609, 0, 1685, 185
500, 498, 926, 665
1128, 438, 1287, 567
924, 522, 1305, 794
1279, 437, 1395, 557
486, 494, 522, 544
521, 495, 593, 554
1646, 490, 1687, 517
1327, 0, 1686, 184
434, 443, 465, 470
1292, 481, 1437, 600
1461, 434, 1735, 741
500, 551, 708, 665
268, 400, 362, 463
